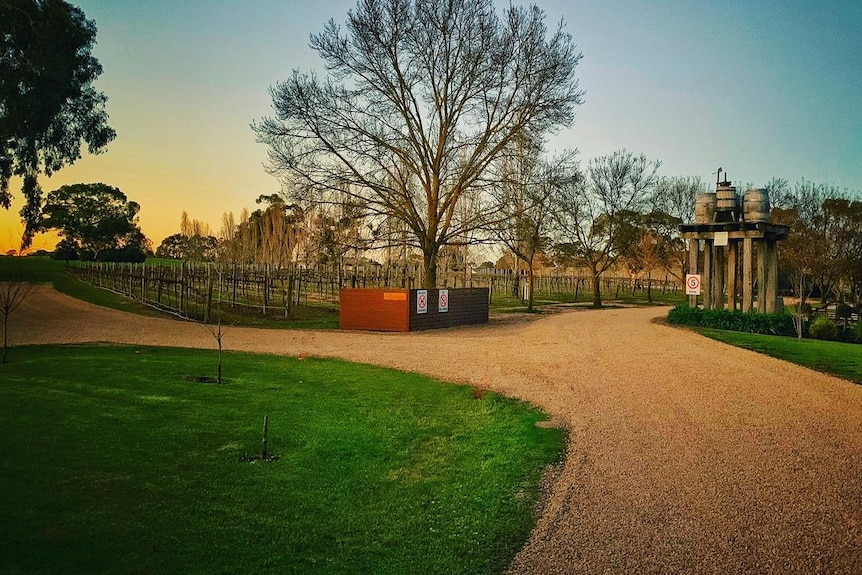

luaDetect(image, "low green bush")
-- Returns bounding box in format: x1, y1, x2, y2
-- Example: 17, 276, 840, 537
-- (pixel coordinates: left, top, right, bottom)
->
808, 315, 839, 340
667, 305, 795, 336
850, 319, 862, 343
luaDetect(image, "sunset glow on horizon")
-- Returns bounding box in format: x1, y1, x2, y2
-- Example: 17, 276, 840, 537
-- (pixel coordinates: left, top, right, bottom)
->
3, 0, 860, 254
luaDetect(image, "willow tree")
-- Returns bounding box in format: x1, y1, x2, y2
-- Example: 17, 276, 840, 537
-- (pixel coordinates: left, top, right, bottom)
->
254, 0, 582, 288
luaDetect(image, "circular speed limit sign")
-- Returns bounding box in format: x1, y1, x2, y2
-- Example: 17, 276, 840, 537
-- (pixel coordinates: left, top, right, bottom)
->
685, 274, 701, 295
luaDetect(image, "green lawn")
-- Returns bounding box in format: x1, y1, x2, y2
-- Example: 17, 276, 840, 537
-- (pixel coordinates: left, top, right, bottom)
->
489, 288, 685, 314
696, 328, 862, 384
0, 345, 564, 575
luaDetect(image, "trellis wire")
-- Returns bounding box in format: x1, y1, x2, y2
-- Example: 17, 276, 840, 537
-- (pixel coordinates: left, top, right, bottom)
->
68, 261, 682, 320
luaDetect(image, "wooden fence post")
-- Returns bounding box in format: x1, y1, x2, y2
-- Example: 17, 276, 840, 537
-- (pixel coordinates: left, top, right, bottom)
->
179, 261, 186, 316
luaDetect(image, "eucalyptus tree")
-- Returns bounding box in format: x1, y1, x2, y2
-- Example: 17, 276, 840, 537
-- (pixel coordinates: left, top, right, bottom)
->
618, 210, 680, 301
254, 0, 583, 288
1, 0, 116, 249
41, 183, 146, 261
550, 149, 660, 307
772, 180, 852, 305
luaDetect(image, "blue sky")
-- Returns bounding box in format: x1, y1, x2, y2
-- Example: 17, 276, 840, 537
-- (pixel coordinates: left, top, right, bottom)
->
3, 0, 860, 250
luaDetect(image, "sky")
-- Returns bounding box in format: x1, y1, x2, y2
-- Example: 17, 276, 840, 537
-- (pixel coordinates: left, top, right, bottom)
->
2, 0, 861, 253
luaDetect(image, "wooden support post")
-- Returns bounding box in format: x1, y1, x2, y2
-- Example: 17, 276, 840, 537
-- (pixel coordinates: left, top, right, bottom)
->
742, 237, 753, 312
727, 241, 738, 311
766, 239, 778, 313
757, 239, 767, 313
714, 245, 725, 310
703, 241, 712, 310
688, 239, 698, 307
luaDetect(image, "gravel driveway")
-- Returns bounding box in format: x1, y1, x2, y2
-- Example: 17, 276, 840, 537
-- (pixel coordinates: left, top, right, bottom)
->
10, 286, 862, 574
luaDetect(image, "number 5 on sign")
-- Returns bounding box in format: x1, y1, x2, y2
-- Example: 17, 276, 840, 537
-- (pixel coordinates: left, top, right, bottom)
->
685, 274, 701, 296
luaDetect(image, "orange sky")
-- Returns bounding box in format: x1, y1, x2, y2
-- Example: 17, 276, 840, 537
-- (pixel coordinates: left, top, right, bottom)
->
3, 0, 860, 255
0, 118, 278, 254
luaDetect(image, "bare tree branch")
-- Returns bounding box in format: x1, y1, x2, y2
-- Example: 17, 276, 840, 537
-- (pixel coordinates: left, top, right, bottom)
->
254, 0, 583, 287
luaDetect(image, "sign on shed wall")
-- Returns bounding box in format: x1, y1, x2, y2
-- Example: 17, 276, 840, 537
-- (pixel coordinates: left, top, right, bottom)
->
438, 289, 449, 312
416, 290, 428, 314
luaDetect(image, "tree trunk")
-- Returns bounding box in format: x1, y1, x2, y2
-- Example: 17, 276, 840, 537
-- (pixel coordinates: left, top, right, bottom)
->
527, 261, 535, 312
422, 245, 439, 289
591, 268, 602, 307
797, 274, 804, 340
647, 270, 653, 303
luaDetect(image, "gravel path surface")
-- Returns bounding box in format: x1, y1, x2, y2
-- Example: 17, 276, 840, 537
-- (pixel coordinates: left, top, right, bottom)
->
10, 286, 862, 574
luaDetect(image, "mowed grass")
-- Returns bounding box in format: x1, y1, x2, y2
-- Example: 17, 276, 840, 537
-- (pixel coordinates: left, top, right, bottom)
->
696, 328, 862, 384
490, 287, 686, 314
0, 345, 564, 575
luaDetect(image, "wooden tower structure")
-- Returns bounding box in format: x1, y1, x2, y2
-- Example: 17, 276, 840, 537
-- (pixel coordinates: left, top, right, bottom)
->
679, 171, 789, 312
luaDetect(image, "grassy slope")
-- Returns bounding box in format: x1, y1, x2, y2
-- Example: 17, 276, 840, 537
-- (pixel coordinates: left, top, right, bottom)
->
0, 345, 564, 575
696, 328, 862, 385
0, 255, 164, 316
0, 256, 339, 327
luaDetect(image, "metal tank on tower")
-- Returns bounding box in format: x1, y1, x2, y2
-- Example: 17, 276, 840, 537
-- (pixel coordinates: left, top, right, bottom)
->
679, 168, 789, 312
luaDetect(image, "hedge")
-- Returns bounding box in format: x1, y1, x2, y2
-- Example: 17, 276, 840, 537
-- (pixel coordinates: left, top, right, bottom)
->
667, 305, 796, 336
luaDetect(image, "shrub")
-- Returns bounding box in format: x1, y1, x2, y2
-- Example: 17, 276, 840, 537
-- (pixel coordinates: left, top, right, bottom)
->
666, 305, 795, 336
808, 315, 838, 340
851, 320, 862, 343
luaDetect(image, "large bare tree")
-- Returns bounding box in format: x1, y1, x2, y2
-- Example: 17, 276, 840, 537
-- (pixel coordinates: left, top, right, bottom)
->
254, 0, 583, 288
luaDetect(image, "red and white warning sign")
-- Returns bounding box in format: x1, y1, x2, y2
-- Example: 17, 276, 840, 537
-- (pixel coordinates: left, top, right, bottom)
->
685, 274, 702, 296
416, 289, 428, 314
438, 289, 449, 313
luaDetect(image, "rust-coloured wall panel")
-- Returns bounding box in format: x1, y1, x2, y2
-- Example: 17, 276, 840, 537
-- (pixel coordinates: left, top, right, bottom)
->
340, 288, 489, 331
339, 288, 410, 331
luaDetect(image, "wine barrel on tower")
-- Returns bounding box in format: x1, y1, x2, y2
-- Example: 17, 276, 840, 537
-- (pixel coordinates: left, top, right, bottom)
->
743, 188, 771, 222
695, 193, 717, 223
715, 182, 739, 222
